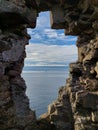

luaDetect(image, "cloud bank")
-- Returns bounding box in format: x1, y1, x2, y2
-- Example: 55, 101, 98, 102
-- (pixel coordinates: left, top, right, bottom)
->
25, 44, 77, 66
26, 12, 78, 67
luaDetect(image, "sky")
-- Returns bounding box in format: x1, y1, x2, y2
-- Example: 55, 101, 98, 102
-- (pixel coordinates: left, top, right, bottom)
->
25, 11, 78, 66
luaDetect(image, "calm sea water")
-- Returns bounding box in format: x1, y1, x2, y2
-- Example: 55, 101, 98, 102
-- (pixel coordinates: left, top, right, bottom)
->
22, 66, 69, 117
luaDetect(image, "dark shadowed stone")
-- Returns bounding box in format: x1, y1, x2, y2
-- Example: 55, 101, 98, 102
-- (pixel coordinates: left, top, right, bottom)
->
0, 40, 12, 52
76, 91, 98, 110
61, 0, 79, 5
50, 5, 65, 29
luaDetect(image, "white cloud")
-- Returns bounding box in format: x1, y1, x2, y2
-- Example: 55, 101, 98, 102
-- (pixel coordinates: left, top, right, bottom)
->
27, 11, 77, 44
32, 34, 41, 39
26, 12, 78, 67
44, 29, 64, 40
36, 12, 50, 28
25, 44, 78, 66
44, 29, 58, 38
27, 27, 77, 44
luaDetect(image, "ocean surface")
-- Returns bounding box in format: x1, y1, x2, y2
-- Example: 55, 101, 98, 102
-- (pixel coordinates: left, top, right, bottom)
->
22, 66, 69, 117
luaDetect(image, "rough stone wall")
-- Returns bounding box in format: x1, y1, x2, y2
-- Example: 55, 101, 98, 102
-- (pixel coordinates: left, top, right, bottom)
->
0, 0, 98, 130
47, 1, 98, 130
0, 31, 36, 130
0, 1, 37, 130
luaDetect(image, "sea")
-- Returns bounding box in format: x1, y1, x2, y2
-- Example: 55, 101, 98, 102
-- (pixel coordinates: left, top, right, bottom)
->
22, 66, 69, 117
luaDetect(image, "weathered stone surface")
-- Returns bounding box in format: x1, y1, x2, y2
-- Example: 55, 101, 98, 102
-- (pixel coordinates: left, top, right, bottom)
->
95, 62, 98, 78
92, 111, 98, 122
0, 0, 37, 28
48, 102, 55, 115
46, 87, 74, 130
50, 5, 65, 29
76, 91, 98, 110
0, 40, 12, 52
0, 28, 36, 129
1, 0, 98, 130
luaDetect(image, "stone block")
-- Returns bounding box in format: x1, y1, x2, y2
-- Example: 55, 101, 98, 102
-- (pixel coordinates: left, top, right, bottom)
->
76, 91, 98, 110
69, 63, 82, 76
92, 111, 98, 122
0, 40, 12, 52
23, 8, 37, 28
50, 5, 65, 29
95, 62, 98, 78
0, 0, 37, 28
48, 103, 55, 115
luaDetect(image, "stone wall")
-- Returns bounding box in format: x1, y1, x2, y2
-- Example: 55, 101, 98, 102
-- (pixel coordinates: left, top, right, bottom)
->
0, 0, 98, 130
0, 1, 37, 130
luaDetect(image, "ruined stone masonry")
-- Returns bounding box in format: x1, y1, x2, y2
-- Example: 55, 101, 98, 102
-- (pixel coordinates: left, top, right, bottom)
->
0, 0, 98, 130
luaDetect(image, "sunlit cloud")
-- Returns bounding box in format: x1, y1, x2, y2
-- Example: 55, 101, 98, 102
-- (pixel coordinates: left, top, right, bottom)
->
25, 44, 78, 66
36, 11, 50, 28
44, 29, 58, 38
26, 12, 78, 67
28, 28, 77, 45
27, 12, 77, 46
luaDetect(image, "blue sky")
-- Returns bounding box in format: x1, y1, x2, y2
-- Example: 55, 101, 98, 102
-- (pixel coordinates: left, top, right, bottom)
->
25, 12, 77, 66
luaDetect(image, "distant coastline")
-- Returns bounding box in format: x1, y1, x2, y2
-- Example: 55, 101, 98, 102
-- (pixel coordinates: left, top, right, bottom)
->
23, 65, 69, 72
